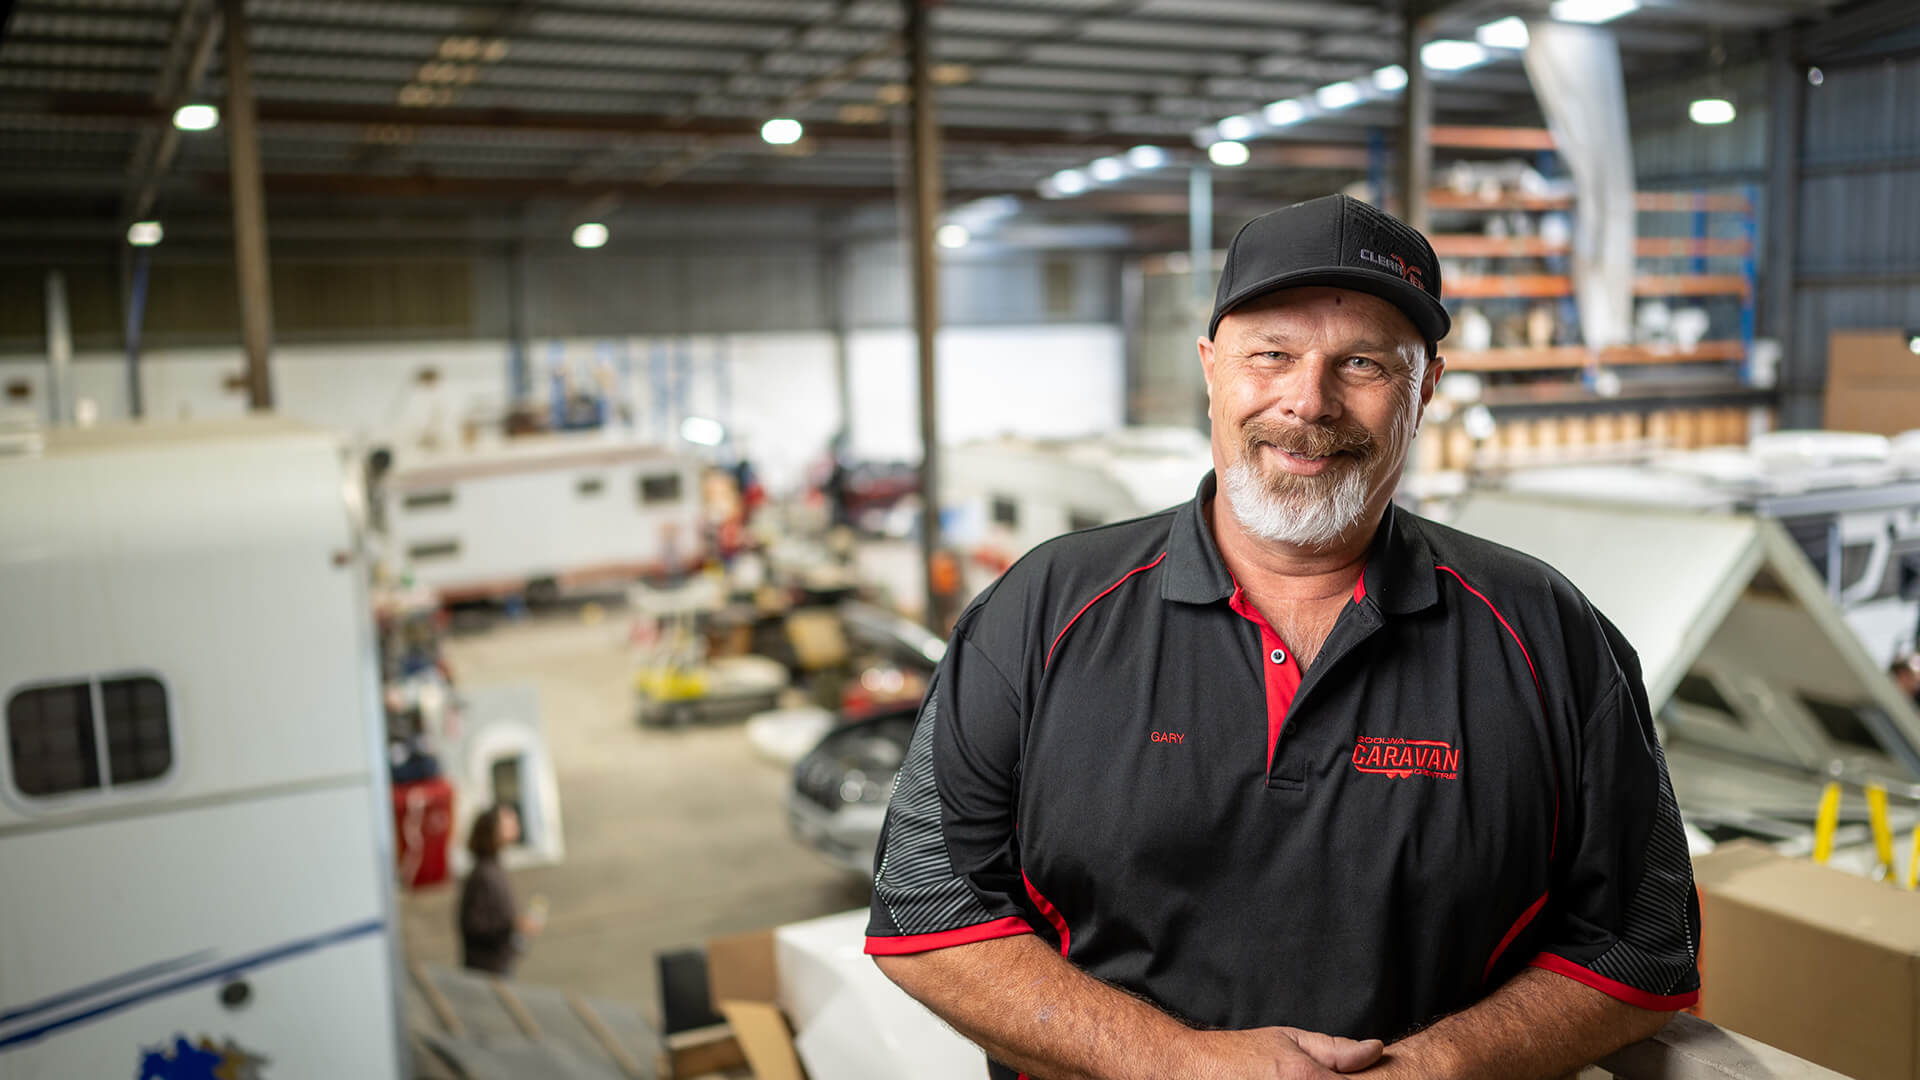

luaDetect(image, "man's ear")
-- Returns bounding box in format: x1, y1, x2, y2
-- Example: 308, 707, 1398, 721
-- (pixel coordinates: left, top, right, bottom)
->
1197, 335, 1216, 401
1415, 351, 1445, 430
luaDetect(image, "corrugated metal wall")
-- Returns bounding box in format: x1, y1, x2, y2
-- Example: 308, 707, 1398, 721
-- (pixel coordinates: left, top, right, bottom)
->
1787, 53, 1920, 426
1, 239, 1122, 353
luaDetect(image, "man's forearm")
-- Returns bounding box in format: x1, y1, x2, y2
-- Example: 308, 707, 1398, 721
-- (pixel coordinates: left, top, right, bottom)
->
874, 933, 1200, 1080
875, 933, 1383, 1080
1367, 967, 1675, 1080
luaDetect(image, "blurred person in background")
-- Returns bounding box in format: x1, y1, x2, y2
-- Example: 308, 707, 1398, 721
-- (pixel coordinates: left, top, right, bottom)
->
459, 803, 542, 975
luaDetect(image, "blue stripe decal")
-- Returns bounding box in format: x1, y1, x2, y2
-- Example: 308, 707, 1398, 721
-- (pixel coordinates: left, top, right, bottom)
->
0, 918, 387, 1052
0, 949, 216, 1028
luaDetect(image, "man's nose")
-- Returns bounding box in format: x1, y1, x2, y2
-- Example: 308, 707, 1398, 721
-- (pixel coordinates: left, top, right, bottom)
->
1275, 355, 1342, 425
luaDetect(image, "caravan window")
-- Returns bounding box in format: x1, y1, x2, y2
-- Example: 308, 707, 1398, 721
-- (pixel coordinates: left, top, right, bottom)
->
991, 496, 1019, 527
101, 676, 172, 784
639, 473, 683, 505
6, 682, 101, 797
402, 489, 455, 511
1068, 509, 1105, 532
6, 676, 174, 799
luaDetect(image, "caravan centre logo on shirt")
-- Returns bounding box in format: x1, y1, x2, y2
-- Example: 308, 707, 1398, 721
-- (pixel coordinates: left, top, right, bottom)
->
1350, 735, 1459, 780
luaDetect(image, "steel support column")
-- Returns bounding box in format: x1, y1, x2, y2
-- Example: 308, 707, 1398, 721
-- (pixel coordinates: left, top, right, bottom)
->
1397, 8, 1433, 232
1764, 29, 1806, 420
223, 0, 274, 410
904, 0, 953, 632
44, 271, 73, 426
1188, 163, 1213, 307
821, 239, 853, 441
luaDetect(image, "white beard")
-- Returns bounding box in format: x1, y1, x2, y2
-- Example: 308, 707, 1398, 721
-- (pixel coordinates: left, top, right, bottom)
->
1222, 375, 1421, 550
1223, 454, 1375, 549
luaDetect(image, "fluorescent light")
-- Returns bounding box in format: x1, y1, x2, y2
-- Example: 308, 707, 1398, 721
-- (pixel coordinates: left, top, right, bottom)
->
936, 223, 970, 249
1262, 99, 1306, 126
1314, 81, 1362, 110
1689, 98, 1736, 125
680, 417, 725, 447
1476, 16, 1531, 49
760, 117, 803, 145
1421, 39, 1489, 71
571, 222, 609, 249
1908, 333, 1920, 356
1216, 114, 1258, 141
1050, 168, 1089, 195
1089, 156, 1125, 182
1208, 141, 1250, 167
126, 220, 163, 247
1550, 0, 1638, 23
1127, 144, 1167, 169
171, 103, 218, 131
1372, 65, 1408, 92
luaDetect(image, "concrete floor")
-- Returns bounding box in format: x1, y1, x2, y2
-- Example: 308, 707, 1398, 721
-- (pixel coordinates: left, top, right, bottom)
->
398, 606, 872, 1025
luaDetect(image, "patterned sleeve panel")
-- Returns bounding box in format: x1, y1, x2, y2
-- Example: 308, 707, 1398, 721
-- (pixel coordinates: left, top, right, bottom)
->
1529, 668, 1701, 1009
865, 633, 1035, 955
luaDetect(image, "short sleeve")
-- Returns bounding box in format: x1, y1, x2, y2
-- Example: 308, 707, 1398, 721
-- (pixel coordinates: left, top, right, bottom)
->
864, 632, 1035, 955
1529, 669, 1701, 1009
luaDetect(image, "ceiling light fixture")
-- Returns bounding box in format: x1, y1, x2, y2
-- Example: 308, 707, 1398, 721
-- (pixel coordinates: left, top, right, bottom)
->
1215, 114, 1258, 141
1090, 156, 1126, 182
571, 222, 609, 249
936, 223, 970, 249
1208, 141, 1250, 167
1262, 99, 1306, 126
760, 118, 803, 145
126, 221, 163, 247
1549, 0, 1638, 23
1050, 169, 1089, 195
1127, 144, 1167, 169
1314, 81, 1362, 110
1421, 39, 1489, 71
171, 103, 218, 131
1688, 98, 1736, 125
1372, 65, 1408, 92
680, 417, 726, 447
1475, 16, 1531, 50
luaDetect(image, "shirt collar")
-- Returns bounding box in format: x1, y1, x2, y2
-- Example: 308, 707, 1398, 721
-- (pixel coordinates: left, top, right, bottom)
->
1161, 470, 1439, 616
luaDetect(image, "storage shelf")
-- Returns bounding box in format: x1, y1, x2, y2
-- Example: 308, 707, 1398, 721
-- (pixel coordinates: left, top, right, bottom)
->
1443, 341, 1747, 372
1445, 274, 1750, 300
1429, 235, 1753, 258
1428, 191, 1753, 213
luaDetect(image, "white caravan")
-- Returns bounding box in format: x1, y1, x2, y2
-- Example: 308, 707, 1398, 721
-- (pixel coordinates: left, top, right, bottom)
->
0, 419, 404, 1079
377, 434, 706, 603
944, 427, 1215, 579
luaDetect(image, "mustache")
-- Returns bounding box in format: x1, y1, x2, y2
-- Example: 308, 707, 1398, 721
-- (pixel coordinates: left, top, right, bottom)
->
1239, 416, 1377, 462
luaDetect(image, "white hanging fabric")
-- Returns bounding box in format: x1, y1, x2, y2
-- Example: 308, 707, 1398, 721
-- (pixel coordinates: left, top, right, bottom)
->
1522, 21, 1637, 352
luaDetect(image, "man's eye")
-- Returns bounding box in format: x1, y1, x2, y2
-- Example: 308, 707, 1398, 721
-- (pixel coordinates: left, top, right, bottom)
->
1346, 356, 1378, 369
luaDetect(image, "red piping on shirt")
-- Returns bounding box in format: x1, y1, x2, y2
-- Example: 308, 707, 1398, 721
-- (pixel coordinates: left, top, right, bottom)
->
1434, 565, 1543, 710
1045, 551, 1168, 669
1529, 952, 1700, 1011
1022, 872, 1071, 958
1483, 889, 1550, 983
862, 916, 1034, 956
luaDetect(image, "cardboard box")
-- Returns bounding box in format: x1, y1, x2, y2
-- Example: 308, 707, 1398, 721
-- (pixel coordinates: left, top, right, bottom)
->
1824, 329, 1920, 436
1694, 840, 1920, 1080
668, 910, 984, 1080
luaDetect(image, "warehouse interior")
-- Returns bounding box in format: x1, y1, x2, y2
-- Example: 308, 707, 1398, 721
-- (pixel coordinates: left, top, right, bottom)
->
4, 0, 1920, 1077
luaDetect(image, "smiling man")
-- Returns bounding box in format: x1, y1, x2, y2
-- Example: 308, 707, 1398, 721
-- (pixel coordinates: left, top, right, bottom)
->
866, 194, 1699, 1080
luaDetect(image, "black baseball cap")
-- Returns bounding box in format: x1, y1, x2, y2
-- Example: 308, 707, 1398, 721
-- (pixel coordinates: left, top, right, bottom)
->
1208, 193, 1450, 344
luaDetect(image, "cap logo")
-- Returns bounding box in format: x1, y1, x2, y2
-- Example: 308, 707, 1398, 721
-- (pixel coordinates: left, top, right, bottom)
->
1358, 247, 1424, 290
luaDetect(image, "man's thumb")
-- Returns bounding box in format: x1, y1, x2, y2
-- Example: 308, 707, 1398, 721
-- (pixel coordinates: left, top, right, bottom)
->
1284, 1029, 1386, 1073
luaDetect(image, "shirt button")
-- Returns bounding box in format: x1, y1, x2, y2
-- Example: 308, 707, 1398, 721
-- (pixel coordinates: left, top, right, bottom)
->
1270, 647, 1287, 664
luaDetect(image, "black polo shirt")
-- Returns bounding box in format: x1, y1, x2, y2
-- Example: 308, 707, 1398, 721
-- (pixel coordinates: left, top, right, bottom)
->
866, 474, 1699, 1078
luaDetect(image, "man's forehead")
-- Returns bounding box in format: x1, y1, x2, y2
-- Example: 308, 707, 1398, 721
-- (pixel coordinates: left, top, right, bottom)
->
1217, 286, 1421, 345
